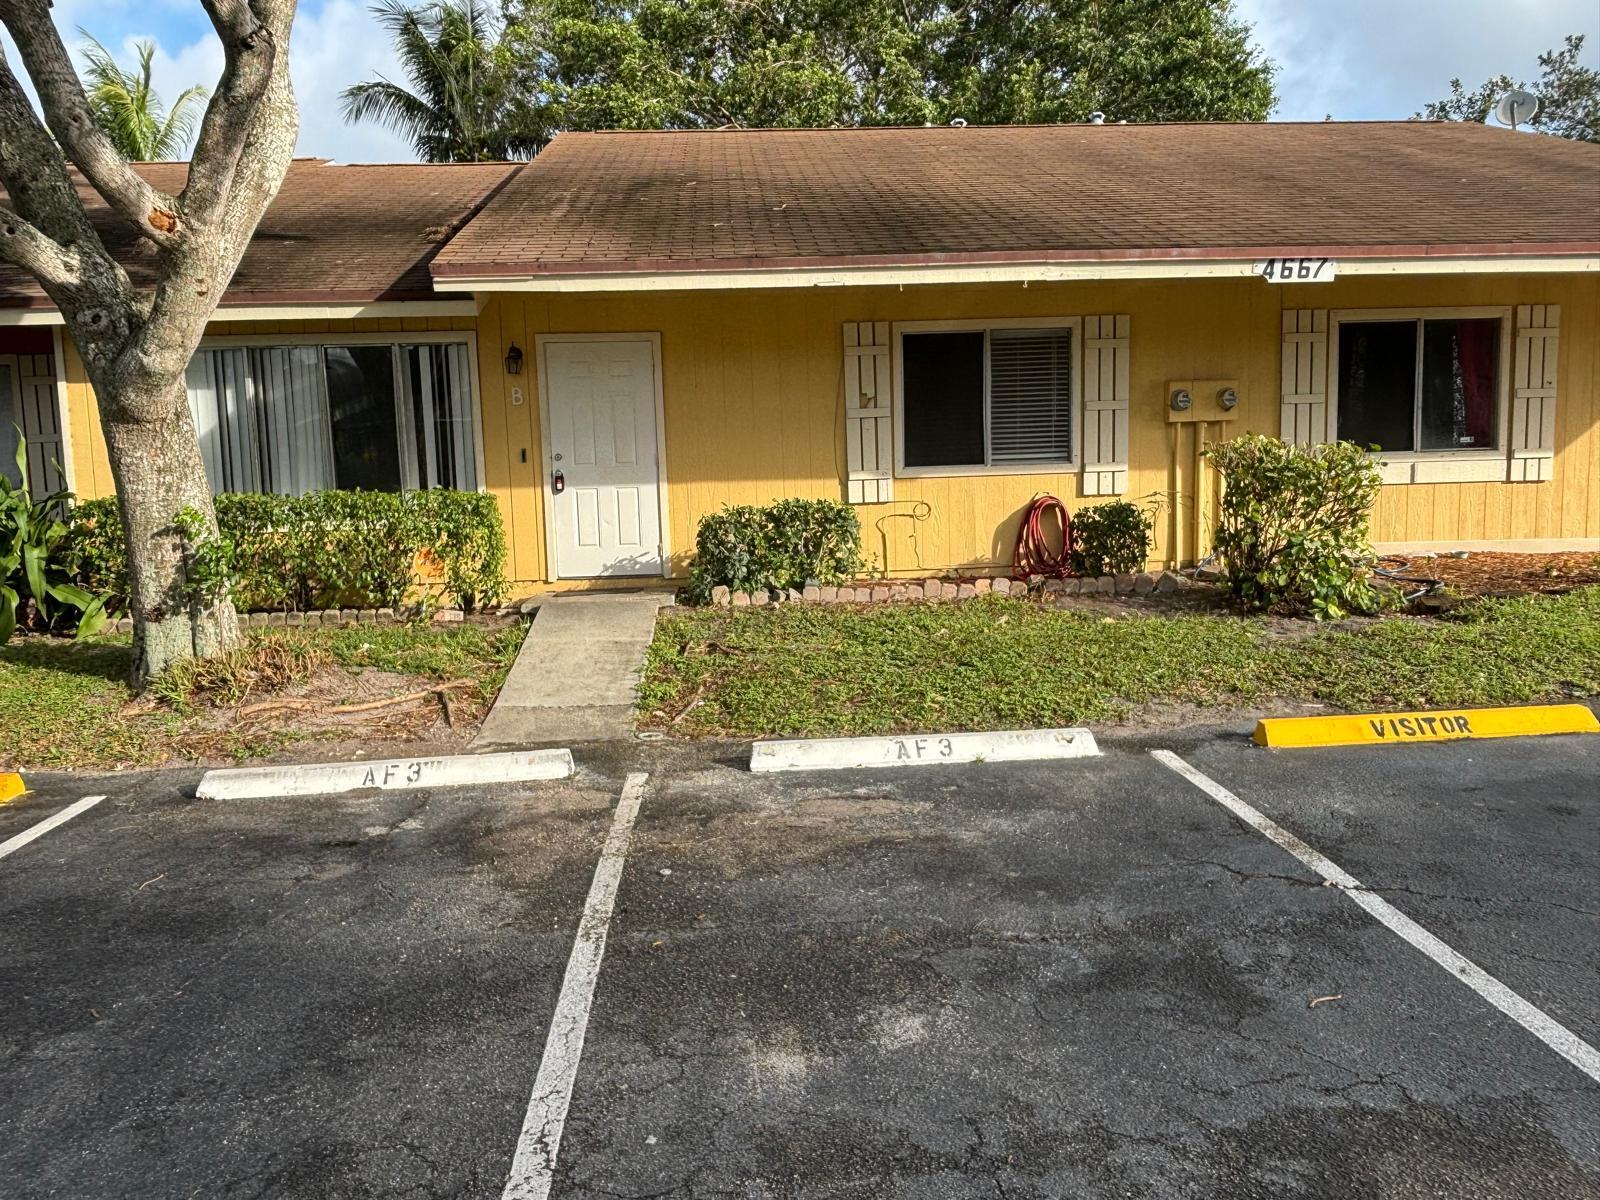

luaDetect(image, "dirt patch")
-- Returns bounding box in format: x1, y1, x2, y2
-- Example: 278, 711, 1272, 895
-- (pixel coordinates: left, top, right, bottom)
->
137, 661, 494, 766
1377, 551, 1600, 597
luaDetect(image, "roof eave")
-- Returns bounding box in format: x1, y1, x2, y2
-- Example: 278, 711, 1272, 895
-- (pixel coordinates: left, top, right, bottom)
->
432, 244, 1600, 294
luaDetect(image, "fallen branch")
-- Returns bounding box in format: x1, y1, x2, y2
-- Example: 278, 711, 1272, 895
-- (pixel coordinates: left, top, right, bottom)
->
668, 685, 708, 727
239, 679, 477, 719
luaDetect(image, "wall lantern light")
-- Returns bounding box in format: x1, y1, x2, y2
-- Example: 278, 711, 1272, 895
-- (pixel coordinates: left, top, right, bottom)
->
504, 342, 524, 375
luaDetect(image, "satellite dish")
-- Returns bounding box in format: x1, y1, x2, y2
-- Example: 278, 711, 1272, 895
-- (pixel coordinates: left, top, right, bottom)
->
1494, 89, 1539, 130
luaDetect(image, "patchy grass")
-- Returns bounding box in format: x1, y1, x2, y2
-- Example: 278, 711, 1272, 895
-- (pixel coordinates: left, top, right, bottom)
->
639, 587, 1600, 738
0, 621, 525, 771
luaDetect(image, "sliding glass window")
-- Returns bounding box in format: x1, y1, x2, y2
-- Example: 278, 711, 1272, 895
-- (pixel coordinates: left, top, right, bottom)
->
185, 341, 478, 496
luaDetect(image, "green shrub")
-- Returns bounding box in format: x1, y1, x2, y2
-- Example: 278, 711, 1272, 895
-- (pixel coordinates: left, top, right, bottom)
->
65, 489, 508, 614
1205, 434, 1384, 620
1, 442, 108, 642
688, 498, 863, 603
1069, 500, 1154, 576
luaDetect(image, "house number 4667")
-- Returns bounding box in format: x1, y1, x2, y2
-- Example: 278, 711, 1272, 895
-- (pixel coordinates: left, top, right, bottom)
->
1253, 256, 1336, 282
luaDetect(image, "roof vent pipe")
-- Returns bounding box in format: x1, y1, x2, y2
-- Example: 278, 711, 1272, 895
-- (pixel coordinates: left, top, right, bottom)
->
1088, 112, 1106, 124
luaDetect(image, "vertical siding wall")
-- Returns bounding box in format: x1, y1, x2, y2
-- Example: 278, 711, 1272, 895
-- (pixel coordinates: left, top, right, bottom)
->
56, 275, 1597, 587
479, 272, 1598, 585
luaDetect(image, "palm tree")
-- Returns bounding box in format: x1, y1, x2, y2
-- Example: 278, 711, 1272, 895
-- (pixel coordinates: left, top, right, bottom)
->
341, 0, 539, 162
78, 35, 208, 161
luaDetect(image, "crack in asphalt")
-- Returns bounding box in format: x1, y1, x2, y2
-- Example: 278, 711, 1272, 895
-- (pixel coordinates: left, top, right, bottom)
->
1181, 858, 1600, 917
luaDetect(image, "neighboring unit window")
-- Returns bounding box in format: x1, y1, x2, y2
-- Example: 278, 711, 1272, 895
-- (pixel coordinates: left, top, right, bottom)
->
901, 324, 1074, 469
1337, 317, 1500, 453
186, 341, 478, 496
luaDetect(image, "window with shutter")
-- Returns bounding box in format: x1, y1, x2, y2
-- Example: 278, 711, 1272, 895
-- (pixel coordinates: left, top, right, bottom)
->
989, 328, 1073, 464
1326, 306, 1516, 485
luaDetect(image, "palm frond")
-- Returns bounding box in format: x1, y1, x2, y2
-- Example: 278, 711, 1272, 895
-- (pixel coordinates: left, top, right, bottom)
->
76, 31, 208, 160
344, 1, 536, 161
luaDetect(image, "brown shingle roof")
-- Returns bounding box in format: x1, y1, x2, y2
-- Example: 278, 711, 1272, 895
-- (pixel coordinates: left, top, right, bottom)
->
432, 122, 1600, 278
0, 158, 520, 309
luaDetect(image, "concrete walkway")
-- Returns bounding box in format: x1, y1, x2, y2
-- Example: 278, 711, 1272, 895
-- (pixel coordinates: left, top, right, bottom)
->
472, 592, 670, 748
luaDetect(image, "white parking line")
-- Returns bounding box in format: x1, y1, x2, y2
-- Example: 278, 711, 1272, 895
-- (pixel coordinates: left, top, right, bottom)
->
501, 772, 649, 1200
0, 795, 106, 862
1152, 750, 1600, 1084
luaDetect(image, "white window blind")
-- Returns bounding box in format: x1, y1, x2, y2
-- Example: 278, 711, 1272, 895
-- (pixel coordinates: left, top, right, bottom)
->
988, 327, 1072, 463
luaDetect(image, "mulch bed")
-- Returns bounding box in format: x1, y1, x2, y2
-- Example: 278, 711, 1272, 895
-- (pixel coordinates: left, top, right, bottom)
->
1378, 551, 1600, 597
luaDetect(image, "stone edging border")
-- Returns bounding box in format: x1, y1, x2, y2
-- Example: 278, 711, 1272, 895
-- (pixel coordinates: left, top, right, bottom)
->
708, 570, 1194, 607
106, 606, 468, 634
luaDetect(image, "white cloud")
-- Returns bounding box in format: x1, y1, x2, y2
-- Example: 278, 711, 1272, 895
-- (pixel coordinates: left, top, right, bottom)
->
1236, 0, 1600, 121
141, 0, 416, 161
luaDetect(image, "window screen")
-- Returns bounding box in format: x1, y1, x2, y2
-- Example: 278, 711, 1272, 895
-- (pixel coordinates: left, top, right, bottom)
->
1421, 319, 1498, 450
902, 331, 985, 468
989, 328, 1072, 463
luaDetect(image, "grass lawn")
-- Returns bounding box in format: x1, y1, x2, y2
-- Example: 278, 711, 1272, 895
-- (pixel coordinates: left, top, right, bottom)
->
639, 587, 1600, 738
1, 621, 525, 771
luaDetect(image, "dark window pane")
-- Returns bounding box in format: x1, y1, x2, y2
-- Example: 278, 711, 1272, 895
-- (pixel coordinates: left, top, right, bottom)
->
1337, 321, 1417, 452
903, 331, 984, 468
324, 345, 401, 491
1421, 318, 1498, 451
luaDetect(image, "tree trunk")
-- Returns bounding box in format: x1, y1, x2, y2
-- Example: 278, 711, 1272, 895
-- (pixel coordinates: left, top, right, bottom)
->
101, 376, 240, 684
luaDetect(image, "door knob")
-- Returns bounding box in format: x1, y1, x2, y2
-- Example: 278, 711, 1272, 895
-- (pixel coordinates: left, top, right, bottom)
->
552, 469, 565, 495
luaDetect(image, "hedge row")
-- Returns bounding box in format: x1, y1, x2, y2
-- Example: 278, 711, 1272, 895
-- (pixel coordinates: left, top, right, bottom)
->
67, 489, 508, 614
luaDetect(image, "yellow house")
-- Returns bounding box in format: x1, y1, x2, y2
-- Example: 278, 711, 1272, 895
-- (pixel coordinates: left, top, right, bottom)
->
4, 123, 1597, 595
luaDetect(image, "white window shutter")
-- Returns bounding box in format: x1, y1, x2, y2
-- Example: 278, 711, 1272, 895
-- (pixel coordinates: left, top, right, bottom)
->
1280, 309, 1328, 445
844, 321, 893, 504
1081, 314, 1130, 495
1509, 304, 1558, 482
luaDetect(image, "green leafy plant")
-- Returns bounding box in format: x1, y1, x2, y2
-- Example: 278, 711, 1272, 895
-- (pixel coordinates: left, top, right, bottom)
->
67, 488, 508, 615
173, 506, 236, 610
1069, 500, 1154, 576
1204, 434, 1385, 620
688, 498, 863, 603
1, 438, 108, 642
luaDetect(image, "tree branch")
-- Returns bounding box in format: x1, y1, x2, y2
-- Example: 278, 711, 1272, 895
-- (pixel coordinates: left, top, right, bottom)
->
181, 0, 287, 235
0, 0, 181, 248
0, 203, 81, 292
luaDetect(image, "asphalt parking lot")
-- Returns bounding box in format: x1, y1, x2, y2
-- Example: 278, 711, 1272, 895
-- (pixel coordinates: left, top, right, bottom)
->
2, 730, 1597, 1199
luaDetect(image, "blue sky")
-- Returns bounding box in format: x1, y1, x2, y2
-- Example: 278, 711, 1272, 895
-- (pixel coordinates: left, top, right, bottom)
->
15, 0, 1600, 161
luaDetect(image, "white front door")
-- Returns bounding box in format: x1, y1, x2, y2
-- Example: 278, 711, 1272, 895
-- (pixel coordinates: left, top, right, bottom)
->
543, 337, 664, 578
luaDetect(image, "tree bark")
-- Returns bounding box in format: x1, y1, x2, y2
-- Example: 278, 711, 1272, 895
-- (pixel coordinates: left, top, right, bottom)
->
100, 376, 240, 684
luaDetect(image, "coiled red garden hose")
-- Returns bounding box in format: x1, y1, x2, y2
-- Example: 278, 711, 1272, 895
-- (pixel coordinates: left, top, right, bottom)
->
1012, 494, 1073, 579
